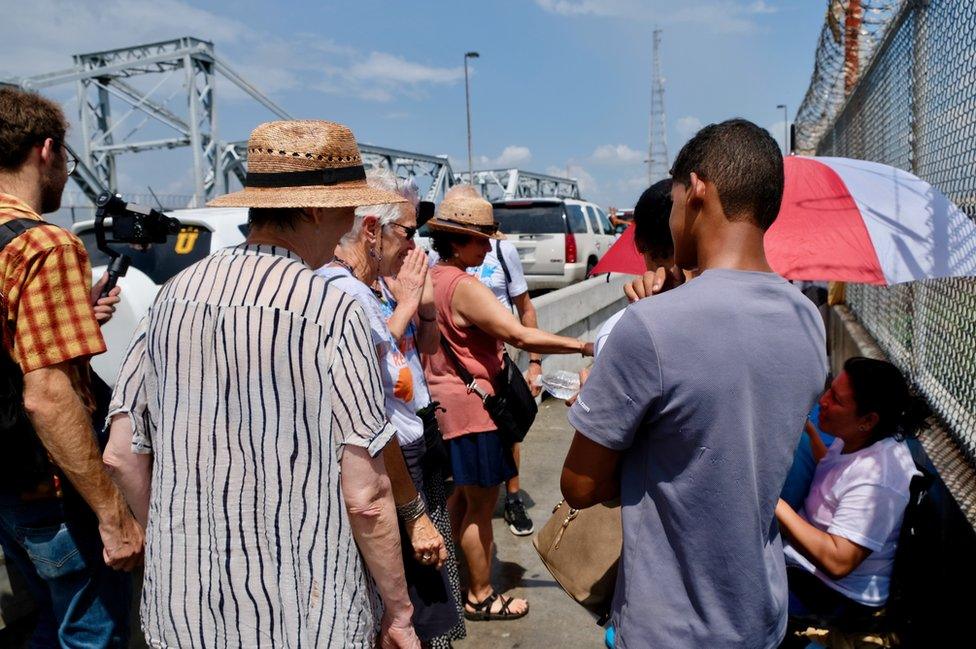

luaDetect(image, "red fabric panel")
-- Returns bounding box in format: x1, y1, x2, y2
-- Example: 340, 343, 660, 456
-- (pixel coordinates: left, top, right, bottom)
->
766, 157, 885, 284
590, 223, 646, 276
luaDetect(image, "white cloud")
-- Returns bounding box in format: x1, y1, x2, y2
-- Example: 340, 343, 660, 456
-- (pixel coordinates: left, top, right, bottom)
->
478, 145, 533, 168
616, 175, 650, 193
535, 0, 777, 34
349, 52, 463, 85
534, 0, 625, 16
747, 1, 778, 15
675, 116, 704, 143
547, 163, 598, 198
592, 143, 644, 165
1, 0, 462, 104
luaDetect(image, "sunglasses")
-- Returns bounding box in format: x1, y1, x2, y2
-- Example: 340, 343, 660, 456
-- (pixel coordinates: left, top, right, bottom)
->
387, 222, 418, 239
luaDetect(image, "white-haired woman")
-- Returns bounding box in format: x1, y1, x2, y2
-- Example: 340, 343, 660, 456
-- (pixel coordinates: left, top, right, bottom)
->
317, 170, 464, 647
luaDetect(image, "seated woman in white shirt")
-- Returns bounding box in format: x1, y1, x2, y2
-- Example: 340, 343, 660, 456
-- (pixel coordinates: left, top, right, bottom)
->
776, 356, 922, 625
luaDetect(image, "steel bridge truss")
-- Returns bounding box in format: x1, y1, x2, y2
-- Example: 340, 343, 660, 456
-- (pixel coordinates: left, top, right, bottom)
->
8, 36, 577, 208
11, 37, 290, 207
220, 142, 457, 204
456, 169, 581, 201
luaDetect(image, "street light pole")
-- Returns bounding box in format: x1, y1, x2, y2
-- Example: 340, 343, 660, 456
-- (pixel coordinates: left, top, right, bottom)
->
776, 104, 789, 155
464, 51, 479, 181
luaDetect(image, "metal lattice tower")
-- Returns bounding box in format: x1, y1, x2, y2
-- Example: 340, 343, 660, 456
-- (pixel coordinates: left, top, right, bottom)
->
648, 29, 669, 185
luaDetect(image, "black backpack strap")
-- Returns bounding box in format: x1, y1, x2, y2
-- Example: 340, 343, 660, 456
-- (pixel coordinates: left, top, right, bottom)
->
0, 218, 48, 251
494, 239, 514, 310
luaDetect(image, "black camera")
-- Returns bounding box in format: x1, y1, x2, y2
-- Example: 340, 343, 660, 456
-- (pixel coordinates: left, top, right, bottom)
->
94, 192, 181, 298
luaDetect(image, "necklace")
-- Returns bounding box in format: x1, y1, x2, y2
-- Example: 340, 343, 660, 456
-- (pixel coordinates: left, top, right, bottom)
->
330, 256, 355, 275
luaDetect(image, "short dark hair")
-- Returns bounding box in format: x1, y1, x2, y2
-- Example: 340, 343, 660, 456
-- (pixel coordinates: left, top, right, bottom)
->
430, 230, 474, 260
248, 207, 305, 230
632, 179, 673, 259
844, 356, 924, 442
670, 118, 784, 230
0, 86, 69, 171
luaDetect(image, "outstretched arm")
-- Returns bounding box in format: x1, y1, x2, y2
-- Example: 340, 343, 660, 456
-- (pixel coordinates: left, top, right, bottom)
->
453, 278, 592, 356
512, 291, 543, 396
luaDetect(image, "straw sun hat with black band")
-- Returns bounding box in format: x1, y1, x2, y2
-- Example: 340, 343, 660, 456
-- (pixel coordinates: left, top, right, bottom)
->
425, 195, 505, 240
208, 120, 406, 209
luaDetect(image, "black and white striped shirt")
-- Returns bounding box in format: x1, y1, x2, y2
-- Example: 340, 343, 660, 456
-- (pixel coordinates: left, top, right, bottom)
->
109, 244, 395, 648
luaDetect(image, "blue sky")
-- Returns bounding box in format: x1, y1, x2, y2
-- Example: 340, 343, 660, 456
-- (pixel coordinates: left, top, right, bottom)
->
4, 0, 827, 209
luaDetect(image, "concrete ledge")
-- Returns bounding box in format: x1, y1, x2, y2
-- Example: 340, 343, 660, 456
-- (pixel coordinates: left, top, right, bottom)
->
509, 274, 630, 377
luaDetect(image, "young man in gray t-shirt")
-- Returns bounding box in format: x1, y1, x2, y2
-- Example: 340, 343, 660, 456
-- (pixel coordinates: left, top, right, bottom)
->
561, 119, 827, 649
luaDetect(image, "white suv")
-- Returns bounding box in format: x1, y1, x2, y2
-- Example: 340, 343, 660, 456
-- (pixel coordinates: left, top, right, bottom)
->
490, 198, 616, 290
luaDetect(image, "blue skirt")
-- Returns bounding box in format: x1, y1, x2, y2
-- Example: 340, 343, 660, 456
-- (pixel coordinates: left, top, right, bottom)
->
447, 430, 517, 487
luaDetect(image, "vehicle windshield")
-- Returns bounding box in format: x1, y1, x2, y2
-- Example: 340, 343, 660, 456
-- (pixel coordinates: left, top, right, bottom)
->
493, 204, 566, 235
76, 225, 212, 285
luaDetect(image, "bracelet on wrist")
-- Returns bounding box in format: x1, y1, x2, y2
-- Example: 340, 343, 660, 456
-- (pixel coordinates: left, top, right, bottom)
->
528, 359, 542, 366
396, 494, 427, 522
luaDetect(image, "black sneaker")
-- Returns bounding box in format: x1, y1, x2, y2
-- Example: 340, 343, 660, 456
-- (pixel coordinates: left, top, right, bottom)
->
504, 497, 534, 536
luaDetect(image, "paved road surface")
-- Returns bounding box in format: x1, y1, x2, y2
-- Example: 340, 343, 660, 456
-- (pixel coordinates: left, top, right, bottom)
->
459, 399, 602, 649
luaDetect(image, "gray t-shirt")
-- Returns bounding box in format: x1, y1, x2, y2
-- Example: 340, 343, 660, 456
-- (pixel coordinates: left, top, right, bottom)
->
569, 269, 827, 649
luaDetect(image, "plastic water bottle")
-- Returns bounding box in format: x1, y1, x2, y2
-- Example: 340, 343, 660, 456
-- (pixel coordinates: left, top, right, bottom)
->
540, 370, 581, 401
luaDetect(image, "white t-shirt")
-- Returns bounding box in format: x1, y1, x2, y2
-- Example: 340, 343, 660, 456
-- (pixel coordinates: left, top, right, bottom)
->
428, 240, 528, 308
377, 277, 431, 409
315, 266, 425, 446
784, 437, 920, 606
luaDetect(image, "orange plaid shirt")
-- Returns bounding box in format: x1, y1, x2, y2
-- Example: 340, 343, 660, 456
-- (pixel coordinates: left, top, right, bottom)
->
0, 192, 105, 411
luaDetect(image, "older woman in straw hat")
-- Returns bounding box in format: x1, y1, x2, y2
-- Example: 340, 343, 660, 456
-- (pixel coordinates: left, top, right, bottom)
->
423, 192, 594, 622
106, 120, 422, 649
317, 168, 465, 647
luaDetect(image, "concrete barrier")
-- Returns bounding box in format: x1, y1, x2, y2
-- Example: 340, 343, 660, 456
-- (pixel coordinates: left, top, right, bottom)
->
509, 273, 630, 377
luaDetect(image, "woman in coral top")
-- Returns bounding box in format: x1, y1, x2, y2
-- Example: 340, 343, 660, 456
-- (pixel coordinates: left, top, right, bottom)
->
423, 192, 593, 623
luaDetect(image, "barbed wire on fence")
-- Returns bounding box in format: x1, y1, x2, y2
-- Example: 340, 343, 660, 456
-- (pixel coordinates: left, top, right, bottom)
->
796, 0, 976, 466
794, 0, 906, 154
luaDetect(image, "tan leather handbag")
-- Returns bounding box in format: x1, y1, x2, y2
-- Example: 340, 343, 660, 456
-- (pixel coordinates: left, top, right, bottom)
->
532, 499, 622, 624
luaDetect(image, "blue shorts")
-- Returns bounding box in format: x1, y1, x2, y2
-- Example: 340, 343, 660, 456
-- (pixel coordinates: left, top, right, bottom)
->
447, 431, 517, 487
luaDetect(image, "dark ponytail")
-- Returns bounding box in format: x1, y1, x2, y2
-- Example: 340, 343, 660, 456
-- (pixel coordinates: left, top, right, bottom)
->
843, 356, 926, 442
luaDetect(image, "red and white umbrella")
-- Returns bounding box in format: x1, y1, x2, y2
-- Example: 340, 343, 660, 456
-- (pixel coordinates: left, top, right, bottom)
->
767, 156, 976, 285
592, 156, 976, 285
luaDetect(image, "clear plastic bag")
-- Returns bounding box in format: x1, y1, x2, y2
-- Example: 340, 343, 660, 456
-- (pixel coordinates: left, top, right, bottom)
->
540, 370, 581, 401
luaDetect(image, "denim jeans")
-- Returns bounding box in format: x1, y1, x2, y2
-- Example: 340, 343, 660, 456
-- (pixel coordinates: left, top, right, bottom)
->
0, 492, 131, 648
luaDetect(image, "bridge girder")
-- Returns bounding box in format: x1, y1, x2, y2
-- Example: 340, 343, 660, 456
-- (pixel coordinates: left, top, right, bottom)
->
223, 142, 458, 204
457, 169, 581, 201
9, 36, 290, 208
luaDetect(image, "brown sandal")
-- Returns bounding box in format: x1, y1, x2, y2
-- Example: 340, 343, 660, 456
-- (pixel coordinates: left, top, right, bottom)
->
464, 590, 529, 621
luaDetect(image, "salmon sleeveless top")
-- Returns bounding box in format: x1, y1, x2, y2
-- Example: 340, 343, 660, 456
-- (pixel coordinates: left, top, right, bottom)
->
423, 264, 503, 439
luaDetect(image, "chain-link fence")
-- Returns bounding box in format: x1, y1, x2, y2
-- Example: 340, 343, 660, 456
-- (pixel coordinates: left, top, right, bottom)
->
798, 0, 976, 465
